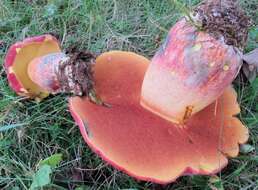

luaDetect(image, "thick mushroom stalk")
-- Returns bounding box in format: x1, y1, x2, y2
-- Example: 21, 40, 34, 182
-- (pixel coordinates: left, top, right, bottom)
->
27, 51, 95, 96
141, 0, 251, 124
4, 34, 95, 100
27, 53, 67, 93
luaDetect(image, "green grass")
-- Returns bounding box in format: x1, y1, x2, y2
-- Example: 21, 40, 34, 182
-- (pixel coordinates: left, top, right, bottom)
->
0, 0, 257, 189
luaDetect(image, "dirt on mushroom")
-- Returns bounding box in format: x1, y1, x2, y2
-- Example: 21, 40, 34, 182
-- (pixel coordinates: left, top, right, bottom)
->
194, 0, 251, 49
56, 50, 96, 96
141, 0, 251, 124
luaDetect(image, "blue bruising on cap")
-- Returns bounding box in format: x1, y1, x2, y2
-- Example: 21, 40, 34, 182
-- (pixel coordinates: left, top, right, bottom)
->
156, 34, 171, 57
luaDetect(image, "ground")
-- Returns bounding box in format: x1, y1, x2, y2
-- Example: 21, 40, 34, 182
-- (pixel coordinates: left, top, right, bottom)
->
0, 0, 257, 189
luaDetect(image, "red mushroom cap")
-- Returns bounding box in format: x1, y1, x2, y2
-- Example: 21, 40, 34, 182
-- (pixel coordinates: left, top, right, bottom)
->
69, 51, 248, 184
4, 34, 61, 100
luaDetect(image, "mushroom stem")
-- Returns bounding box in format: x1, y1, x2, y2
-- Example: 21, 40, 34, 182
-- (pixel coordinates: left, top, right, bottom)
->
28, 51, 95, 97
140, 0, 251, 124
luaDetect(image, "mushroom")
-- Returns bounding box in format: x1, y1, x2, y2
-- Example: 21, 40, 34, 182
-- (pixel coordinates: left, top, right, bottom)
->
4, 1, 251, 182
5, 34, 97, 100
69, 51, 248, 183
27, 51, 95, 97
4, 40, 249, 183
4, 35, 61, 100
141, 0, 251, 124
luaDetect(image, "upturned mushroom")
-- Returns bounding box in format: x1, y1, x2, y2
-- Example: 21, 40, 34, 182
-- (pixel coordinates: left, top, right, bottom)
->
4, 0, 251, 184
69, 51, 248, 183
4, 45, 249, 183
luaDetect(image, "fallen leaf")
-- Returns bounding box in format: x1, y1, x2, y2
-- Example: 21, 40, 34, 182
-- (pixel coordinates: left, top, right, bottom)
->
30, 165, 52, 190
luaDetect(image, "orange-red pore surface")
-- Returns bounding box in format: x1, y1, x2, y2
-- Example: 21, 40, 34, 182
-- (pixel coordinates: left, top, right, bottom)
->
141, 19, 243, 124
69, 51, 248, 184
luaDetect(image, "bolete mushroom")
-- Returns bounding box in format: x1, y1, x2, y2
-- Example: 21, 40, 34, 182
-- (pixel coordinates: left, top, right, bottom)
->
5, 37, 249, 183
5, 34, 96, 101
68, 51, 248, 183
4, 35, 61, 100
141, 0, 251, 124
4, 0, 251, 183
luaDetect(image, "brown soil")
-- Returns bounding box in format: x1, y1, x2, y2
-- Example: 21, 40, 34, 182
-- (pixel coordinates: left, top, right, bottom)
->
194, 0, 251, 49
